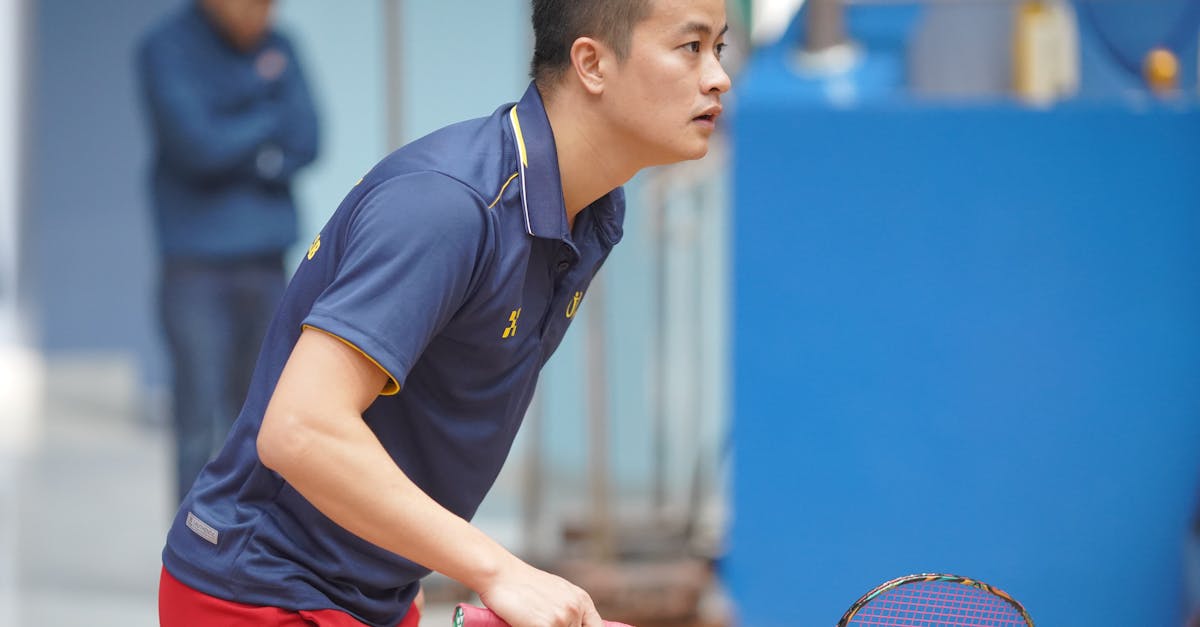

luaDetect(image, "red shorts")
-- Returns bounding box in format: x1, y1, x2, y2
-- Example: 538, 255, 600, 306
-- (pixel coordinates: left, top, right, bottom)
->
159, 566, 421, 627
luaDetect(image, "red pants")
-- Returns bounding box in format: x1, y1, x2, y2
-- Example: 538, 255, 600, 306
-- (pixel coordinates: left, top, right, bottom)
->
159, 567, 421, 627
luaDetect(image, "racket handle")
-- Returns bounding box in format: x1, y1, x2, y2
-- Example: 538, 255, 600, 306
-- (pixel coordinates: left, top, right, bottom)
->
454, 604, 508, 627
453, 603, 634, 627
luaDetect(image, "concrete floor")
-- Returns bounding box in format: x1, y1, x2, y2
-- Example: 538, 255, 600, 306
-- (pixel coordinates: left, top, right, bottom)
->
8, 358, 167, 627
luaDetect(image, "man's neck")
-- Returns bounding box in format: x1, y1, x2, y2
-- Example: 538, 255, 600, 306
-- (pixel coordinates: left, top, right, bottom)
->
542, 87, 639, 229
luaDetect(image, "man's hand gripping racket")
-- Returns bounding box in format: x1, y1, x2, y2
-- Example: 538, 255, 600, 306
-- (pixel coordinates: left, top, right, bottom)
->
453, 603, 634, 627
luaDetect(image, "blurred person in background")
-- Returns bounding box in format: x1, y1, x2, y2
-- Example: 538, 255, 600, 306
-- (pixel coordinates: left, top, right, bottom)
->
155, 0, 730, 625
136, 0, 319, 504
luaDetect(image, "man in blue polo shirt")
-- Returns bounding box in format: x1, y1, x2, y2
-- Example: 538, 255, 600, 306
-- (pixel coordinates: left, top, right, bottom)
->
158, 0, 730, 625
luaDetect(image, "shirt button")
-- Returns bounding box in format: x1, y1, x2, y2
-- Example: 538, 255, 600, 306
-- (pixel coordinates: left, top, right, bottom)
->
556, 261, 570, 272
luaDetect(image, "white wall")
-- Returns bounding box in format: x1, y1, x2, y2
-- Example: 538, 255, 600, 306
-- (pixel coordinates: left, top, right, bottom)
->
0, 0, 20, 347
274, 2, 389, 262
399, 0, 532, 142
0, 0, 40, 453
1, 2, 33, 622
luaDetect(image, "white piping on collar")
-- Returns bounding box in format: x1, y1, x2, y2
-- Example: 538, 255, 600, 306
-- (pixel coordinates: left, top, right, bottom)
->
508, 106, 534, 237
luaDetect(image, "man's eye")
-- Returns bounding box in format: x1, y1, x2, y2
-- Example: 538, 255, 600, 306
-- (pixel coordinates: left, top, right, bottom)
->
715, 42, 727, 58
684, 41, 700, 53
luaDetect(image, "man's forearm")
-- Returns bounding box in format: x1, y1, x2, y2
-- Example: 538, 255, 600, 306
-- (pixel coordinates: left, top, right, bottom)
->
257, 405, 514, 593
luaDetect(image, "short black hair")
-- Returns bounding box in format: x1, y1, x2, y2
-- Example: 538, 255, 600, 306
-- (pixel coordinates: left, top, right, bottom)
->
530, 0, 652, 91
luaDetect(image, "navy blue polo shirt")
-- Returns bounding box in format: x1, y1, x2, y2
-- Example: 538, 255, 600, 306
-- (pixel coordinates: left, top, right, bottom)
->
161, 83, 625, 626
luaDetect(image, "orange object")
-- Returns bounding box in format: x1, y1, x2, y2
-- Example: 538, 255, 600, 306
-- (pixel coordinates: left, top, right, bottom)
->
1144, 46, 1180, 94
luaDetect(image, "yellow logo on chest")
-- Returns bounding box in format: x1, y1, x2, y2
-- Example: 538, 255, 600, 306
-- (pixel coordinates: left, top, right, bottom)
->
565, 291, 583, 319
306, 234, 321, 260
502, 308, 522, 339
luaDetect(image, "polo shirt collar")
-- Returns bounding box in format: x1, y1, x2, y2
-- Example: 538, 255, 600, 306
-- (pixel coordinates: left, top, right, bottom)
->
508, 83, 624, 246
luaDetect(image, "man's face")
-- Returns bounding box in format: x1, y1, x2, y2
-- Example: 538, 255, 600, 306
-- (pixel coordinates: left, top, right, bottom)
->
602, 0, 731, 166
203, 0, 274, 51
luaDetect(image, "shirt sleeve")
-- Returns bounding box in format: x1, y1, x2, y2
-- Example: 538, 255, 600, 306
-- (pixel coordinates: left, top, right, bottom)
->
303, 172, 491, 394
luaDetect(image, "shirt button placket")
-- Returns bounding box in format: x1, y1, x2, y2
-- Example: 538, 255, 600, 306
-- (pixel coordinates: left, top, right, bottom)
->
556, 244, 573, 274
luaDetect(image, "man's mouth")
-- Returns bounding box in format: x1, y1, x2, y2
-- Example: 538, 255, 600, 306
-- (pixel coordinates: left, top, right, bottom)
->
693, 104, 723, 124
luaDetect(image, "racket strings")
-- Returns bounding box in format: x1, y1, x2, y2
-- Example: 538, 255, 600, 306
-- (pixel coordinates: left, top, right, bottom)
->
849, 581, 1027, 627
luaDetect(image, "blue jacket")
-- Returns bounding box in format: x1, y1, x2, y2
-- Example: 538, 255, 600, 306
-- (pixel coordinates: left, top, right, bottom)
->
137, 3, 319, 259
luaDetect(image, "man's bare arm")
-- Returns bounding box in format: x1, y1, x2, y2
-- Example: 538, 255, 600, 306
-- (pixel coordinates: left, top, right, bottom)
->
256, 328, 603, 627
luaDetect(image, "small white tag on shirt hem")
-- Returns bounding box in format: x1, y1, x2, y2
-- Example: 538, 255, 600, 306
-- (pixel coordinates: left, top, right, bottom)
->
186, 511, 219, 545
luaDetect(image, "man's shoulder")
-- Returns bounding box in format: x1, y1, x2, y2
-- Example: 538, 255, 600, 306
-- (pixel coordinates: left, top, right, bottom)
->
340, 171, 493, 245
360, 170, 488, 210
326, 172, 495, 279
367, 107, 518, 208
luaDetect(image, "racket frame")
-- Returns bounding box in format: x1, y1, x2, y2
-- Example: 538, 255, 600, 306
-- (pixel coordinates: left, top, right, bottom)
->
836, 572, 1034, 627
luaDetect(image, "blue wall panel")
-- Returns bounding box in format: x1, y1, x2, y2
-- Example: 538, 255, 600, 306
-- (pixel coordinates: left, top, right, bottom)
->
31, 0, 160, 359
729, 94, 1200, 625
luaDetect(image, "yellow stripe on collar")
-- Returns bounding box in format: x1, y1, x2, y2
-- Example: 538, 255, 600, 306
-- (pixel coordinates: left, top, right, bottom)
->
508, 106, 528, 168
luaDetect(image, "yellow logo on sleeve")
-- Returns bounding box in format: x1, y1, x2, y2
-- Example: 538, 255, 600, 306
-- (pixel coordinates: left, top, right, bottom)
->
502, 308, 521, 339
306, 234, 321, 260
565, 291, 583, 319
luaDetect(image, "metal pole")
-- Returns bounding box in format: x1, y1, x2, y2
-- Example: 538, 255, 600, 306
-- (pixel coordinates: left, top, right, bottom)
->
521, 388, 545, 559
585, 277, 614, 559
650, 177, 669, 518
383, 0, 404, 150
805, 0, 847, 53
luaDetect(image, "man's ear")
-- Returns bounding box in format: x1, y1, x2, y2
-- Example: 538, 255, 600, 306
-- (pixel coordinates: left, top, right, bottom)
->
569, 37, 609, 95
